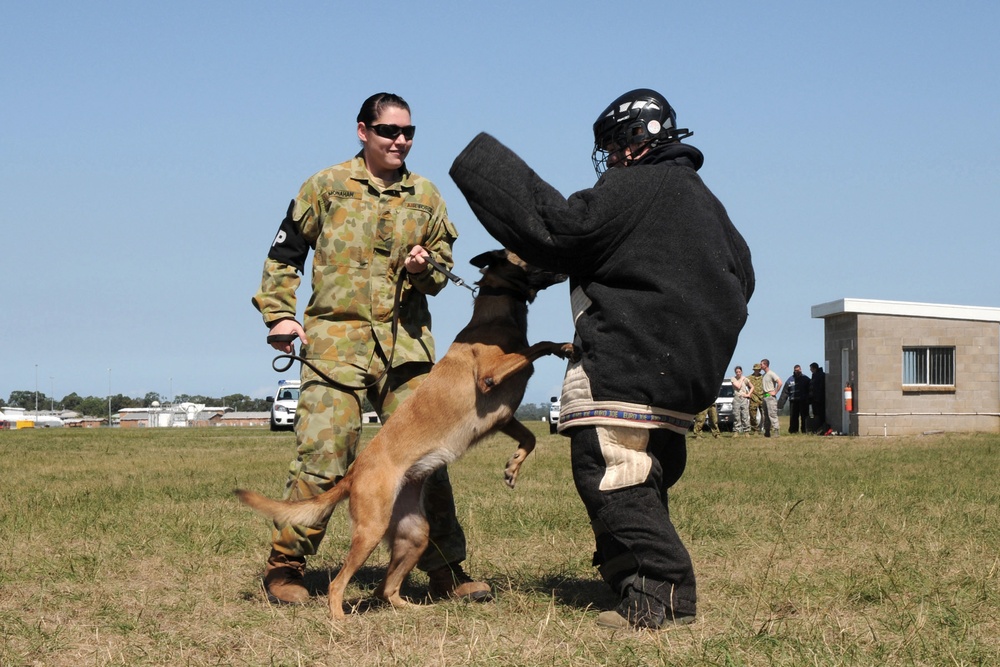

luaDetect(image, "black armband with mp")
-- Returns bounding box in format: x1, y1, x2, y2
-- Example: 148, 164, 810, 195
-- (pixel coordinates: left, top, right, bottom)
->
266, 199, 310, 273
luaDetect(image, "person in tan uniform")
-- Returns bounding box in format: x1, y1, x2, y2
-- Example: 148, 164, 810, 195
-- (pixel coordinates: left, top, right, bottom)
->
760, 358, 783, 437
730, 365, 753, 436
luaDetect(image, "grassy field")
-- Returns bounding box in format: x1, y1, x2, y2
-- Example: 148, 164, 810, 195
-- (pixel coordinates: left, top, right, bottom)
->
0, 423, 997, 666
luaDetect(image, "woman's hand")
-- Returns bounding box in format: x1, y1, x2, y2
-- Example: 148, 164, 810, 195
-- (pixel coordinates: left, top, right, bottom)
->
404, 245, 430, 273
267, 319, 308, 353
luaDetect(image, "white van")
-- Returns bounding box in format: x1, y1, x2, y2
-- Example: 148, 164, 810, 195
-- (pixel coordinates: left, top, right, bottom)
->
267, 379, 300, 431
549, 396, 561, 434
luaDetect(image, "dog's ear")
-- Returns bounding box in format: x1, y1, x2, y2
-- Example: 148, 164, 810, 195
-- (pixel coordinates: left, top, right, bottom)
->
469, 249, 506, 269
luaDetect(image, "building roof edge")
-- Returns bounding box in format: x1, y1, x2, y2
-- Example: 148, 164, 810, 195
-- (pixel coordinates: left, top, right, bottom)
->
811, 298, 1000, 322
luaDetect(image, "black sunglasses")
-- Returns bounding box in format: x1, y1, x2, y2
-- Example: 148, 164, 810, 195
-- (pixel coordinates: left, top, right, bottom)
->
369, 124, 416, 141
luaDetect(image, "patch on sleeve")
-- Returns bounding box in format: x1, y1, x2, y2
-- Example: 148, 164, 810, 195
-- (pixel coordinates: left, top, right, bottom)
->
267, 199, 310, 272
597, 426, 652, 491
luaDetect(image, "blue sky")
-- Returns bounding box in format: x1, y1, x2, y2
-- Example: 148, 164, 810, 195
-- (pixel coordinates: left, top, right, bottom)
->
2, 1, 998, 407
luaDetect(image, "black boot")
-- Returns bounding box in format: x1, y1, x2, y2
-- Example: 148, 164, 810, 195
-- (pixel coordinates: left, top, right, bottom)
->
596, 581, 695, 631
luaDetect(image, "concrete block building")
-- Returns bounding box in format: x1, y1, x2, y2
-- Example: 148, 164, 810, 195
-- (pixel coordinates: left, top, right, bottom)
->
811, 298, 1000, 436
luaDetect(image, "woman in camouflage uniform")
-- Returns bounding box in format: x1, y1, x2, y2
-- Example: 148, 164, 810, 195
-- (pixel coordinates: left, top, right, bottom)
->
252, 93, 488, 605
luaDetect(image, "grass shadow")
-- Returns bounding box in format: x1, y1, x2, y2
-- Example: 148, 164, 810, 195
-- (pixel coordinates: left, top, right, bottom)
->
305, 564, 433, 615
297, 566, 615, 614
525, 574, 618, 611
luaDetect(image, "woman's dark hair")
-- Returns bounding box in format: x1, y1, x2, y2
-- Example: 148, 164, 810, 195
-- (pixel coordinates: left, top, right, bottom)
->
357, 93, 410, 126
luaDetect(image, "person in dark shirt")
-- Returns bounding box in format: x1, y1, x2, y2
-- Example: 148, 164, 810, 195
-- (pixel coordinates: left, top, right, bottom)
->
450, 88, 754, 631
778, 365, 811, 434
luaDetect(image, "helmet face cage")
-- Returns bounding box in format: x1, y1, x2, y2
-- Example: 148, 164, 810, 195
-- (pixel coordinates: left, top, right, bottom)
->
591, 90, 689, 177
591, 120, 653, 176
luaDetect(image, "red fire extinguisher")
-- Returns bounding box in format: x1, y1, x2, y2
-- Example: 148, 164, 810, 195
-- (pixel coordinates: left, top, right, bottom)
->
844, 384, 854, 412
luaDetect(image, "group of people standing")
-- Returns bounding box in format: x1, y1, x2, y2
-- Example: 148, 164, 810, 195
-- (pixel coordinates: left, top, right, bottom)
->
727, 360, 827, 436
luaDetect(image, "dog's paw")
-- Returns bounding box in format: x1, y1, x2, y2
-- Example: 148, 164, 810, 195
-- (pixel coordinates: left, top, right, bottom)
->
504, 451, 525, 489
558, 343, 580, 362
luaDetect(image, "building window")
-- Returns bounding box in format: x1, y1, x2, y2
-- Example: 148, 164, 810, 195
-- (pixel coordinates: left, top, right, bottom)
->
902, 347, 955, 386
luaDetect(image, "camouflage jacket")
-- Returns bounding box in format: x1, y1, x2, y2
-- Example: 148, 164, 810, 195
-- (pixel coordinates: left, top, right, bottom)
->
252, 155, 459, 368
748, 373, 764, 405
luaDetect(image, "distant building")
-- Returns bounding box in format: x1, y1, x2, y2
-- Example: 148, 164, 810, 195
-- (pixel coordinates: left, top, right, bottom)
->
1, 407, 24, 428
117, 403, 228, 428
117, 411, 152, 428
218, 411, 270, 427
0, 407, 64, 428
64, 416, 105, 428
812, 298, 1000, 436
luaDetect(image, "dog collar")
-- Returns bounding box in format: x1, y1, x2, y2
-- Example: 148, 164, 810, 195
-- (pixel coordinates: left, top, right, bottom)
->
476, 284, 531, 301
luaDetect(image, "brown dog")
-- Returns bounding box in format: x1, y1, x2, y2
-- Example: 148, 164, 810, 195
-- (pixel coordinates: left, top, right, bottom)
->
235, 249, 575, 619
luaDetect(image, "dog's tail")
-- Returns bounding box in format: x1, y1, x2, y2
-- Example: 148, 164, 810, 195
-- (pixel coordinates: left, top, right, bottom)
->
234, 477, 351, 527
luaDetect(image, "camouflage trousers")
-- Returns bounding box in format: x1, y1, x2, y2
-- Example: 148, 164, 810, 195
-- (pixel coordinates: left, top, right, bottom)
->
271, 355, 467, 573
749, 402, 762, 432
693, 405, 719, 437
732, 395, 751, 434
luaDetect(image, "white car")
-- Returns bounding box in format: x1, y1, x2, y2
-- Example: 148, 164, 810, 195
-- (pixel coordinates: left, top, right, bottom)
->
267, 379, 300, 431
715, 382, 735, 430
548, 396, 561, 434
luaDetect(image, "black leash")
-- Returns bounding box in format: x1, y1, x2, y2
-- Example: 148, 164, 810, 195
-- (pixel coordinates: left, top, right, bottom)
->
267, 257, 476, 392
424, 255, 478, 296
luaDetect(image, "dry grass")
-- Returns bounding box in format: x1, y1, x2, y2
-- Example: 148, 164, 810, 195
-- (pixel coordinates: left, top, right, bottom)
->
1, 424, 997, 666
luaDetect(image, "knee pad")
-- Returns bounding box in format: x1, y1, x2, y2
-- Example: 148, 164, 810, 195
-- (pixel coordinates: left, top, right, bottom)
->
594, 425, 652, 492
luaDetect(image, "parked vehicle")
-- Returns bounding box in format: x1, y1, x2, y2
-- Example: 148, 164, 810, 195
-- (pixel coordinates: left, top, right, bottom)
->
549, 396, 560, 434
266, 379, 300, 431
714, 382, 734, 430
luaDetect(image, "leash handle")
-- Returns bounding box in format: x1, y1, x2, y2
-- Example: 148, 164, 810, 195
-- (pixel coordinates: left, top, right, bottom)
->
271, 353, 296, 374
267, 334, 300, 373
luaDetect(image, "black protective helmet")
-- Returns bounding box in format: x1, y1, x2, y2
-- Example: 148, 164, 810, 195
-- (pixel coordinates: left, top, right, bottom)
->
591, 88, 692, 176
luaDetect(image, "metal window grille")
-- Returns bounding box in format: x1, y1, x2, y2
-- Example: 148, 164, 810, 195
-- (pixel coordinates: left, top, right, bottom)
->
902, 347, 955, 385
